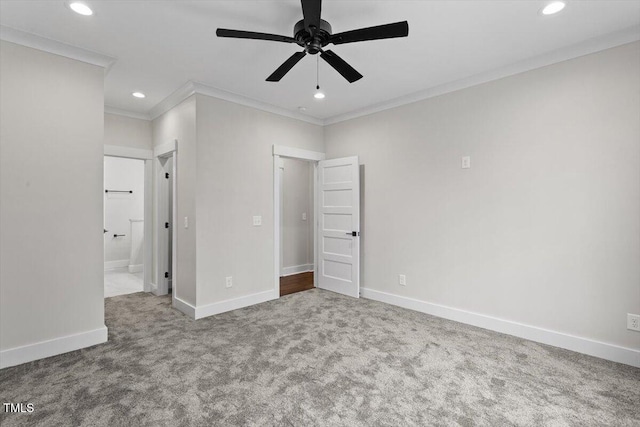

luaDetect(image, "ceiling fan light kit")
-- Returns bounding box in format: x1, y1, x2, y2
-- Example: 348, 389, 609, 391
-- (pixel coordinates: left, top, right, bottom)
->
216, 0, 409, 85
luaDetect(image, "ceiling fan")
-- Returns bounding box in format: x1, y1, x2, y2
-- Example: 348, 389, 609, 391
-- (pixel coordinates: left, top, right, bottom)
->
216, 0, 409, 84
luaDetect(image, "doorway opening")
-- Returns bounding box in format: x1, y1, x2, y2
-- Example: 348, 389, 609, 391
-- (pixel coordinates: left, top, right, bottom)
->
278, 157, 315, 296
103, 156, 146, 298
273, 145, 361, 300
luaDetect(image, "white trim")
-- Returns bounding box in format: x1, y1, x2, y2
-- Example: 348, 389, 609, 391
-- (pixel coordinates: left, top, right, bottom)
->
278, 161, 284, 276
360, 288, 640, 368
0, 326, 108, 369
172, 297, 196, 319
154, 139, 177, 158
273, 145, 326, 161
274, 154, 281, 300
128, 264, 143, 274
143, 160, 153, 293
104, 260, 129, 270
324, 27, 640, 125
281, 264, 314, 277
105, 106, 151, 121
148, 81, 324, 126
170, 151, 178, 305
312, 162, 318, 287
154, 140, 178, 299
149, 81, 197, 121
104, 144, 153, 160
194, 291, 275, 320
0, 25, 116, 70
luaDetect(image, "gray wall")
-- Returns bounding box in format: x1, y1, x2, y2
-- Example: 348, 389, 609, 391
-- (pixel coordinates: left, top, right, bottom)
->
324, 42, 640, 350
282, 158, 314, 273
195, 94, 324, 306
104, 113, 152, 150
0, 41, 105, 351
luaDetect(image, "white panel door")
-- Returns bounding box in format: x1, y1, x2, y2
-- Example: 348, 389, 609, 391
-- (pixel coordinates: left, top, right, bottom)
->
317, 156, 360, 298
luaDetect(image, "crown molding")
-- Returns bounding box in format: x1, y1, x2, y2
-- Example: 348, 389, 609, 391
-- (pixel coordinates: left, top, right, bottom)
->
191, 81, 324, 126
148, 80, 324, 126
104, 105, 151, 121
0, 25, 116, 71
148, 81, 197, 120
12, 22, 633, 129
323, 26, 640, 126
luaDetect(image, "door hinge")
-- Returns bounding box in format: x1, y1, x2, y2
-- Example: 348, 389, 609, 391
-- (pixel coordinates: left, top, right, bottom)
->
165, 222, 170, 228
164, 272, 169, 278
165, 172, 169, 179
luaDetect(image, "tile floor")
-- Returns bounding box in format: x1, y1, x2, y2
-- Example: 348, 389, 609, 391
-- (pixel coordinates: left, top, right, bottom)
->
104, 267, 143, 298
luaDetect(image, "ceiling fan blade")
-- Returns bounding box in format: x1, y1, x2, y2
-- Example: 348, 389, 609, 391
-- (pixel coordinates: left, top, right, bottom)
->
301, 0, 322, 32
329, 21, 409, 45
216, 28, 297, 44
320, 50, 363, 83
266, 51, 307, 82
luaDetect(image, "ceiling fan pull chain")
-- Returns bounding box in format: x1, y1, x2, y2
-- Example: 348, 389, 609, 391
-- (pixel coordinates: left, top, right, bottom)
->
316, 55, 320, 91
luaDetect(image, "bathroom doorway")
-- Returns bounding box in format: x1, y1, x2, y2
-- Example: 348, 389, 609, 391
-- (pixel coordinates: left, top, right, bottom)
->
103, 156, 146, 298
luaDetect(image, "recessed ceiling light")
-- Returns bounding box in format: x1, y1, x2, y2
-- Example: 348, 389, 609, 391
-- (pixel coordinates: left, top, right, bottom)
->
314, 91, 325, 100
541, 1, 566, 15
69, 2, 93, 16
132, 92, 146, 99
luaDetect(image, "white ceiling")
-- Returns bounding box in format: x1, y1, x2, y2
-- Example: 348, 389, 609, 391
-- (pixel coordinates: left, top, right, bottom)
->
1, 1, 639, 122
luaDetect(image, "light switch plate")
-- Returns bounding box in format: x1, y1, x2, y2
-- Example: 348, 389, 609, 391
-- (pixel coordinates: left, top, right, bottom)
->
462, 156, 471, 169
253, 216, 262, 226
302, 213, 307, 221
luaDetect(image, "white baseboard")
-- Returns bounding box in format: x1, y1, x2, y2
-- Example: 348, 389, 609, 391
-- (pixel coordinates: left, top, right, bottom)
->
128, 264, 143, 273
0, 326, 108, 369
281, 264, 314, 277
360, 288, 640, 368
195, 290, 275, 320
149, 282, 158, 294
173, 296, 196, 319
104, 260, 128, 270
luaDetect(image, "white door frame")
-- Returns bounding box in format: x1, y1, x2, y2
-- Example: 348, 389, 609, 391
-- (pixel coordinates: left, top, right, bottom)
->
154, 140, 178, 298
273, 145, 325, 299
103, 145, 153, 293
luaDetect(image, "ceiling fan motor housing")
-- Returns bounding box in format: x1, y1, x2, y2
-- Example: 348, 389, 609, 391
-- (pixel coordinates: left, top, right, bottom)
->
294, 19, 332, 54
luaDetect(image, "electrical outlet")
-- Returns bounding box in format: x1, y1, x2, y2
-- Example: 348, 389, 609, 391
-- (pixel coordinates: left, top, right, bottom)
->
225, 276, 233, 288
628, 314, 640, 332
253, 216, 262, 226
399, 274, 406, 286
